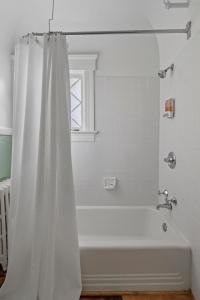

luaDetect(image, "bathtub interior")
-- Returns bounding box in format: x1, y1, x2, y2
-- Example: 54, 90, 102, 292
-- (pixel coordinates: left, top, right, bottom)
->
76, 206, 189, 245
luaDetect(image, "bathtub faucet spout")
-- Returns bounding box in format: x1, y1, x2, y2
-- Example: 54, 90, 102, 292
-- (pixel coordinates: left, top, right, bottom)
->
157, 188, 177, 211
156, 202, 172, 210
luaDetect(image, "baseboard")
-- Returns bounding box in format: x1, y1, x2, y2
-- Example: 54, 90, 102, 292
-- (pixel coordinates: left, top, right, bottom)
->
192, 291, 200, 300
0, 127, 12, 135
81, 272, 189, 292
81, 290, 193, 297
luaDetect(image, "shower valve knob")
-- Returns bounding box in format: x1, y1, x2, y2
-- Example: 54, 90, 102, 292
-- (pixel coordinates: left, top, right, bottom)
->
169, 197, 177, 206
158, 189, 168, 197
163, 152, 176, 169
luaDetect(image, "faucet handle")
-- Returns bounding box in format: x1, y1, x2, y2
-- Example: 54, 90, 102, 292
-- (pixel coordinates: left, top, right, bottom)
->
158, 189, 168, 197
168, 197, 177, 206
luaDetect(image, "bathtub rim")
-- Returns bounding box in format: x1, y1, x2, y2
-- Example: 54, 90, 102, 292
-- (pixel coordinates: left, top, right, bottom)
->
76, 205, 191, 247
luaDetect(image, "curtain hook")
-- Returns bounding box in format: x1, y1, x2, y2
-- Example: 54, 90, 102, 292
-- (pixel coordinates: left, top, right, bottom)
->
26, 33, 30, 45
48, 0, 55, 33
35, 36, 39, 43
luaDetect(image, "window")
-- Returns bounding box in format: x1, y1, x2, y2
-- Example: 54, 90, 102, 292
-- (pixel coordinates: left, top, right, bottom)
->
11, 53, 98, 142
0, 134, 12, 180
69, 54, 98, 142
70, 73, 83, 131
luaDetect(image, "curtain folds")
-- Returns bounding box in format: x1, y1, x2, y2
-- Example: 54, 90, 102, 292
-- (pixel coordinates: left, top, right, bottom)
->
0, 34, 81, 300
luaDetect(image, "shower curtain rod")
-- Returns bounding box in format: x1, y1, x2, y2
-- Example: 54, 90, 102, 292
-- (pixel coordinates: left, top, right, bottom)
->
24, 20, 192, 40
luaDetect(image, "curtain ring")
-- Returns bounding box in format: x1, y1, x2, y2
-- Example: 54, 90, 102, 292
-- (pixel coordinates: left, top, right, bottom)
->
35, 36, 39, 44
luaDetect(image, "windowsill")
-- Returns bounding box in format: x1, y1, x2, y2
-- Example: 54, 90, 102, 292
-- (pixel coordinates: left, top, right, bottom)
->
71, 130, 99, 142
0, 127, 12, 135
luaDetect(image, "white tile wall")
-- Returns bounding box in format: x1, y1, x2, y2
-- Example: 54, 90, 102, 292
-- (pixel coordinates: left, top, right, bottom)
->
159, 30, 200, 300
72, 75, 159, 206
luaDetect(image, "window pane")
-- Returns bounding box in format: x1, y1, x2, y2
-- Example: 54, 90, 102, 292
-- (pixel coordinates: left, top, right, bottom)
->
70, 77, 82, 130
71, 104, 81, 128
0, 135, 12, 181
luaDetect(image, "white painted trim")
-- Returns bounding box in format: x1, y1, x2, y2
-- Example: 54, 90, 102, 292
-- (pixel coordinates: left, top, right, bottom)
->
193, 292, 200, 300
81, 272, 185, 291
69, 54, 98, 141
71, 131, 99, 142
84, 69, 95, 132
11, 53, 98, 71
0, 127, 12, 135
68, 54, 98, 71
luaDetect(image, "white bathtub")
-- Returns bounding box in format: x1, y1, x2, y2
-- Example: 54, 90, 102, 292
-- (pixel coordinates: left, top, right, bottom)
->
76, 206, 191, 292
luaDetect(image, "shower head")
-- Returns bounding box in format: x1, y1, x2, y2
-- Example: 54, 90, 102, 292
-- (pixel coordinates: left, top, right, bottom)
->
158, 64, 174, 79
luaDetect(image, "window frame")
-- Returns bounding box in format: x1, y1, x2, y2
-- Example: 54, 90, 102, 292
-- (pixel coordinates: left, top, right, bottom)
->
69, 54, 98, 142
11, 53, 98, 142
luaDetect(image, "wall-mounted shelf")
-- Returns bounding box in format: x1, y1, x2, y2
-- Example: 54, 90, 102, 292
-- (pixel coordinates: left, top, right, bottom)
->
163, 99, 175, 119
163, 0, 190, 9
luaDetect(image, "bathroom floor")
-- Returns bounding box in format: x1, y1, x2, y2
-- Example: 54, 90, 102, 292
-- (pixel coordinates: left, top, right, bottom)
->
81, 297, 122, 300
0, 272, 194, 300
80, 293, 194, 300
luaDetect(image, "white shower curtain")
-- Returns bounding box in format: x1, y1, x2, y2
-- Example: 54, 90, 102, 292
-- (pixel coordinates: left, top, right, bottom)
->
0, 34, 81, 300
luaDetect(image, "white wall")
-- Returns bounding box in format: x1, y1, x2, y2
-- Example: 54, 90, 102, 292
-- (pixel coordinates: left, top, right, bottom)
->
70, 34, 160, 206
52, 0, 160, 207
148, 0, 200, 298
159, 34, 200, 300
0, 0, 160, 207
72, 76, 159, 206
0, 0, 50, 129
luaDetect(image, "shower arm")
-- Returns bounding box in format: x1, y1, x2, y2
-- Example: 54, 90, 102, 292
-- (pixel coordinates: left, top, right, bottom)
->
165, 65, 172, 72
165, 64, 174, 73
